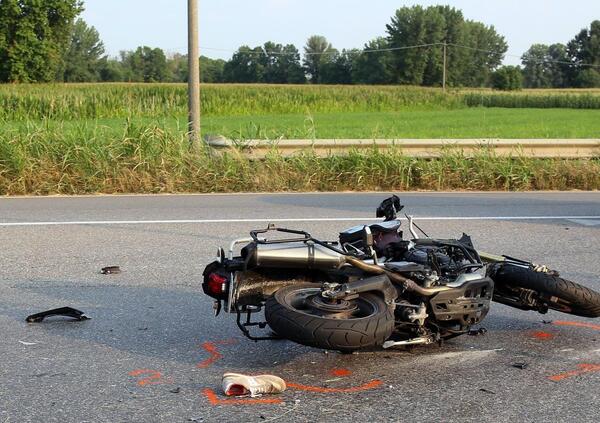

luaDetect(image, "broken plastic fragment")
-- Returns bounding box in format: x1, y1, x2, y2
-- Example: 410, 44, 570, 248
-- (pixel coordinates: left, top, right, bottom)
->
101, 266, 121, 274
26, 307, 90, 323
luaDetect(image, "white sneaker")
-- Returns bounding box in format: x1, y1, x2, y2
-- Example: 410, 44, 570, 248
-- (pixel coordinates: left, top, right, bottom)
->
222, 372, 286, 397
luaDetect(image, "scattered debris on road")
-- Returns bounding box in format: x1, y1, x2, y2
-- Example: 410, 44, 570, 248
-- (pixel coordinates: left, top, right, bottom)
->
512, 362, 529, 370
169, 387, 181, 394
26, 307, 90, 323
101, 266, 121, 275
468, 328, 487, 336
479, 388, 496, 395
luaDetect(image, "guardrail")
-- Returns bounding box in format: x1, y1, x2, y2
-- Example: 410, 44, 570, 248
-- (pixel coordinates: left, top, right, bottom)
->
206, 138, 600, 159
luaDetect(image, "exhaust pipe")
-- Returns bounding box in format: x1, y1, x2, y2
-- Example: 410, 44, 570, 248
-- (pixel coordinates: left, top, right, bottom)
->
246, 242, 450, 297
345, 257, 452, 297
248, 242, 346, 270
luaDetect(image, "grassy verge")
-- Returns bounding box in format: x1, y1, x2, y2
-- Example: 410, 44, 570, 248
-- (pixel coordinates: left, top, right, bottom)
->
5, 107, 600, 139
1, 84, 599, 194
1, 124, 598, 195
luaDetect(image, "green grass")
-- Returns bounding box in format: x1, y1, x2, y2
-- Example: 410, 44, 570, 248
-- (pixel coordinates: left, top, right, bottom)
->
5, 108, 600, 139
1, 123, 598, 195
1, 83, 599, 195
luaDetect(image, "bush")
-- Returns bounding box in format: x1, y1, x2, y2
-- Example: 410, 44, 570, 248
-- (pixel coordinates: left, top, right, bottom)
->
491, 66, 523, 91
575, 69, 600, 88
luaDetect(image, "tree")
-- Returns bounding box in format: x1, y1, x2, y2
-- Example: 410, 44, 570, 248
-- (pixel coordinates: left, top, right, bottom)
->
223, 43, 303, 84
521, 43, 570, 88
222, 46, 264, 83
491, 65, 523, 90
200, 55, 225, 83
460, 20, 507, 87
279, 44, 306, 84
303, 35, 336, 83
0, 0, 83, 82
567, 20, 600, 87
575, 69, 600, 88
167, 53, 188, 82
98, 58, 124, 82
385, 5, 507, 87
62, 19, 105, 82
121, 46, 170, 82
521, 44, 551, 88
320, 49, 359, 84
352, 38, 394, 84
260, 42, 305, 84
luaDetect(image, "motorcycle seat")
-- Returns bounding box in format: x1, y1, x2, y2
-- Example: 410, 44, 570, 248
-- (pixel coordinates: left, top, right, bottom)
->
339, 220, 401, 245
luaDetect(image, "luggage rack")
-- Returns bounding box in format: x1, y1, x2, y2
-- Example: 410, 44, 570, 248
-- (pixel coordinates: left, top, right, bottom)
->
249, 224, 354, 256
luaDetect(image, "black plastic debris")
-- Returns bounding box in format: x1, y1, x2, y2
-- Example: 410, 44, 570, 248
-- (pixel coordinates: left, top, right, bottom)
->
26, 307, 90, 323
101, 266, 121, 275
479, 388, 496, 395
169, 387, 181, 394
468, 328, 487, 336
512, 362, 528, 370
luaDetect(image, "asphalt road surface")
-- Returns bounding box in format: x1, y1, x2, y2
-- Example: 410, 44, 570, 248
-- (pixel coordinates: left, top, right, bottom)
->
1, 192, 599, 422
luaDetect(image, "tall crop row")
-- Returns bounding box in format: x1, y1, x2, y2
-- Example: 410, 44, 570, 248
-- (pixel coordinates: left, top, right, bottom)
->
2, 84, 600, 121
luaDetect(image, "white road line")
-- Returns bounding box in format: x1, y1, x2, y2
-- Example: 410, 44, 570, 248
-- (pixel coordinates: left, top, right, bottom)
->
566, 219, 600, 227
1, 216, 600, 227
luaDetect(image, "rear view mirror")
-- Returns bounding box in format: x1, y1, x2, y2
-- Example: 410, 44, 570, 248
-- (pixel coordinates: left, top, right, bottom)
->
362, 226, 374, 248
376, 195, 404, 221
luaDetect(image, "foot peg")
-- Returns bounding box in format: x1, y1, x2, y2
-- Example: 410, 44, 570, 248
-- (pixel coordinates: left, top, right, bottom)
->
383, 336, 433, 349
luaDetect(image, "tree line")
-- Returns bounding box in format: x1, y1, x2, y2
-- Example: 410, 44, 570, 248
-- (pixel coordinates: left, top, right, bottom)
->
0, 1, 599, 88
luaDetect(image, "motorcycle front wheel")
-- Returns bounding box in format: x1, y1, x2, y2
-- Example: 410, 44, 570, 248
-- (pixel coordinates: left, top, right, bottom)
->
493, 265, 600, 318
265, 283, 394, 352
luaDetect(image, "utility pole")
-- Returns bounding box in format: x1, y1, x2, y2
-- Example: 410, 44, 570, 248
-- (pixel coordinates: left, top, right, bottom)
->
442, 42, 447, 92
188, 0, 201, 146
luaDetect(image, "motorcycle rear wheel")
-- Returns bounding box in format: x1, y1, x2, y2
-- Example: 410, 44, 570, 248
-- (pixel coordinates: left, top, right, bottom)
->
265, 283, 394, 352
493, 265, 600, 318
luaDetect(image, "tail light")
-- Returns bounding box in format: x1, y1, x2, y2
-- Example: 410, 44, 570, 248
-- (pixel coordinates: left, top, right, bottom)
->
207, 273, 227, 296
202, 261, 230, 300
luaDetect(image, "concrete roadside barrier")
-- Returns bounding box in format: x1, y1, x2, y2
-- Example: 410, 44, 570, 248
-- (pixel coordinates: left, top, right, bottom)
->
206, 138, 600, 159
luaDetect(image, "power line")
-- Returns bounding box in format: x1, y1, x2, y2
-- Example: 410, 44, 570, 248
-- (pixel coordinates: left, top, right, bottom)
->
448, 43, 600, 69
198, 42, 600, 69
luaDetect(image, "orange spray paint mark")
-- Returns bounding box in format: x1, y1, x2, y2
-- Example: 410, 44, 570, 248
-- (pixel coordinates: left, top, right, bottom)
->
197, 339, 238, 369
553, 320, 600, 332
128, 369, 163, 386
548, 363, 600, 382
287, 379, 382, 393
532, 331, 554, 340
202, 388, 282, 405
329, 368, 352, 377
197, 342, 222, 368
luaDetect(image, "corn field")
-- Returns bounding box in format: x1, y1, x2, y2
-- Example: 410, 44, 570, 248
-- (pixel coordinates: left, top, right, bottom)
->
2, 84, 600, 121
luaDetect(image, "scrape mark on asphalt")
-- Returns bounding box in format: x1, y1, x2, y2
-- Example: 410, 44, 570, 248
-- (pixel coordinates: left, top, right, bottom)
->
202, 388, 283, 405
286, 379, 382, 393
549, 363, 600, 382
554, 320, 600, 332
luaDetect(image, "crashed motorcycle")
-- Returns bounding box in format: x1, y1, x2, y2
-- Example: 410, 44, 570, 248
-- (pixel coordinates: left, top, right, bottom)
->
202, 196, 600, 352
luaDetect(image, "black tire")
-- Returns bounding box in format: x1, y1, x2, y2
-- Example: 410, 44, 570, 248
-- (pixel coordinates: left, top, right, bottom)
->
264, 283, 394, 352
493, 265, 600, 318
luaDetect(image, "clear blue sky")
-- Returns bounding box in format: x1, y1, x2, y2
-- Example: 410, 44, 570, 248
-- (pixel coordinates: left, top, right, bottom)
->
82, 0, 600, 65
